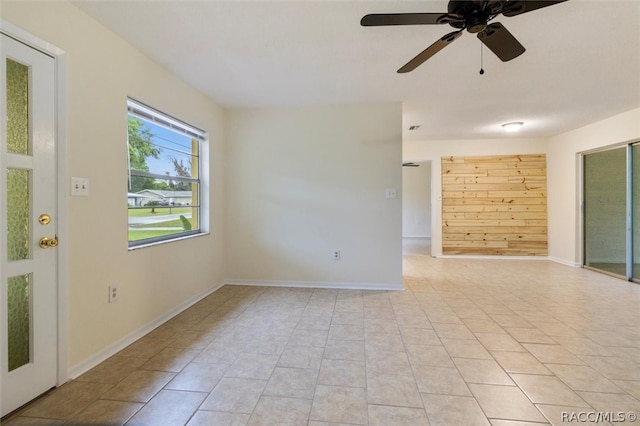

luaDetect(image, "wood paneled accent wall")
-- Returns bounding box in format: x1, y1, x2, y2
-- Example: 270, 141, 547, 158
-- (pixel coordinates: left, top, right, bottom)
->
442, 154, 547, 256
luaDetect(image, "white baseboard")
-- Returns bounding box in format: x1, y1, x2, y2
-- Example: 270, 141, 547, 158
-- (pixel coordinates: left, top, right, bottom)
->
548, 256, 582, 267
67, 279, 225, 380
402, 235, 431, 239
224, 278, 404, 291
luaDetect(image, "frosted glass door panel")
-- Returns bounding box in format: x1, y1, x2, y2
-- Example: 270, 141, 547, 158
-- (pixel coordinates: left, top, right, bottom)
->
6, 59, 29, 155
7, 274, 31, 371
584, 148, 627, 276
7, 169, 30, 261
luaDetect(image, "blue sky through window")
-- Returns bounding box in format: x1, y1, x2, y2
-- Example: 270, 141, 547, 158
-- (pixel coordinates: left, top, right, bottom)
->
139, 119, 196, 178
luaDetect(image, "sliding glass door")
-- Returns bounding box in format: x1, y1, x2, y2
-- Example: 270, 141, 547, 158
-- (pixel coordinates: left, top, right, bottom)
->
584, 143, 640, 282
584, 147, 627, 276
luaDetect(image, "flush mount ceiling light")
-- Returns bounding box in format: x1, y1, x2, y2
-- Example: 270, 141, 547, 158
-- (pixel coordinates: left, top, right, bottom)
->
502, 121, 524, 132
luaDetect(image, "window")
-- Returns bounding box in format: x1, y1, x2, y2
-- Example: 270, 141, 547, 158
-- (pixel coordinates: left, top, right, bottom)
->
127, 99, 206, 248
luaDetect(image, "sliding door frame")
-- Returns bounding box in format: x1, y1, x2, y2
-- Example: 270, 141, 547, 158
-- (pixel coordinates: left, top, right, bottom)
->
581, 141, 640, 283
625, 144, 633, 280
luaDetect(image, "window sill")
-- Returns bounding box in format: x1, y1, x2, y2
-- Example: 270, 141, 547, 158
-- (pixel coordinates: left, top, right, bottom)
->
127, 231, 210, 251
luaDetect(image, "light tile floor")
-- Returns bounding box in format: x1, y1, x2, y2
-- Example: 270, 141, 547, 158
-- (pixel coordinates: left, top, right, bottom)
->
4, 246, 640, 425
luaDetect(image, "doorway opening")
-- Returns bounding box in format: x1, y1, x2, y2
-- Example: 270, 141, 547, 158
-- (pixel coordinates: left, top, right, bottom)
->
402, 161, 432, 256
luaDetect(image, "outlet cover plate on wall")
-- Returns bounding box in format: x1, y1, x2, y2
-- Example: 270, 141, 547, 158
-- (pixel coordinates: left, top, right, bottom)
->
385, 188, 397, 199
71, 177, 89, 196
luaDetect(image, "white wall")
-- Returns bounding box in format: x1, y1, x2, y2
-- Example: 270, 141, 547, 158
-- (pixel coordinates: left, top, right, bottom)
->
1, 2, 226, 372
225, 104, 403, 289
402, 162, 431, 238
547, 107, 640, 265
403, 138, 548, 256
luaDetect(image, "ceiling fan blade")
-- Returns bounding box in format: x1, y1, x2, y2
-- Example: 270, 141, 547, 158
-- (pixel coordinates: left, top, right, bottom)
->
477, 23, 525, 62
502, 0, 569, 17
360, 13, 459, 27
398, 30, 463, 73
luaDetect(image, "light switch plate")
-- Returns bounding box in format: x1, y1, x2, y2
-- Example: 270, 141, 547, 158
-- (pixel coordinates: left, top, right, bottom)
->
385, 188, 397, 199
71, 177, 89, 196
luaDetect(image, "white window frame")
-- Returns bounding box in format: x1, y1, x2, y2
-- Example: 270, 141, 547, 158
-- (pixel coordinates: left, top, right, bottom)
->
126, 98, 208, 249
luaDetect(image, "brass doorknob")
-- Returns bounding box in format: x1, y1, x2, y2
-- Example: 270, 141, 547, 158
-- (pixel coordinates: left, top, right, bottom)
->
39, 236, 59, 249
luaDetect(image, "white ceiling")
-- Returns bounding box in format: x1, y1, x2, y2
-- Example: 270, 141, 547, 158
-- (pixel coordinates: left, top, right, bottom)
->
74, 0, 640, 141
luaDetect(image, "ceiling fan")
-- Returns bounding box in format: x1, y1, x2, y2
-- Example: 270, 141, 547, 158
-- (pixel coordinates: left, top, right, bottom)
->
361, 0, 568, 73
403, 162, 420, 167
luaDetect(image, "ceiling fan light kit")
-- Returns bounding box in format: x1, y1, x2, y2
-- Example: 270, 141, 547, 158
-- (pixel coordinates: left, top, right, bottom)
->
361, 0, 568, 73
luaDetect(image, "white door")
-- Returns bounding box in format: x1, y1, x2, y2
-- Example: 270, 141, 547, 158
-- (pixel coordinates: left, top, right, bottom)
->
1, 33, 58, 417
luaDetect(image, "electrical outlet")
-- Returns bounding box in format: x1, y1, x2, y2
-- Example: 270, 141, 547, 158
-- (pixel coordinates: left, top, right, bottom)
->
333, 250, 341, 260
108, 285, 119, 303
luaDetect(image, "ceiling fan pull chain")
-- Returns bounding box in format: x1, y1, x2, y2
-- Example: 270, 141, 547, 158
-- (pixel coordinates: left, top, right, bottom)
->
479, 43, 485, 75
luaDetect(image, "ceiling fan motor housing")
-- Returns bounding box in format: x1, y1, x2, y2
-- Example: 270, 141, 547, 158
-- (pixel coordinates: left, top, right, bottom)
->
448, 0, 491, 33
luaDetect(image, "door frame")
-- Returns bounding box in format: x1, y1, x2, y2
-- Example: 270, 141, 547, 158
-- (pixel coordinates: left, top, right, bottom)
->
579, 140, 640, 282
0, 19, 69, 407
401, 157, 438, 257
